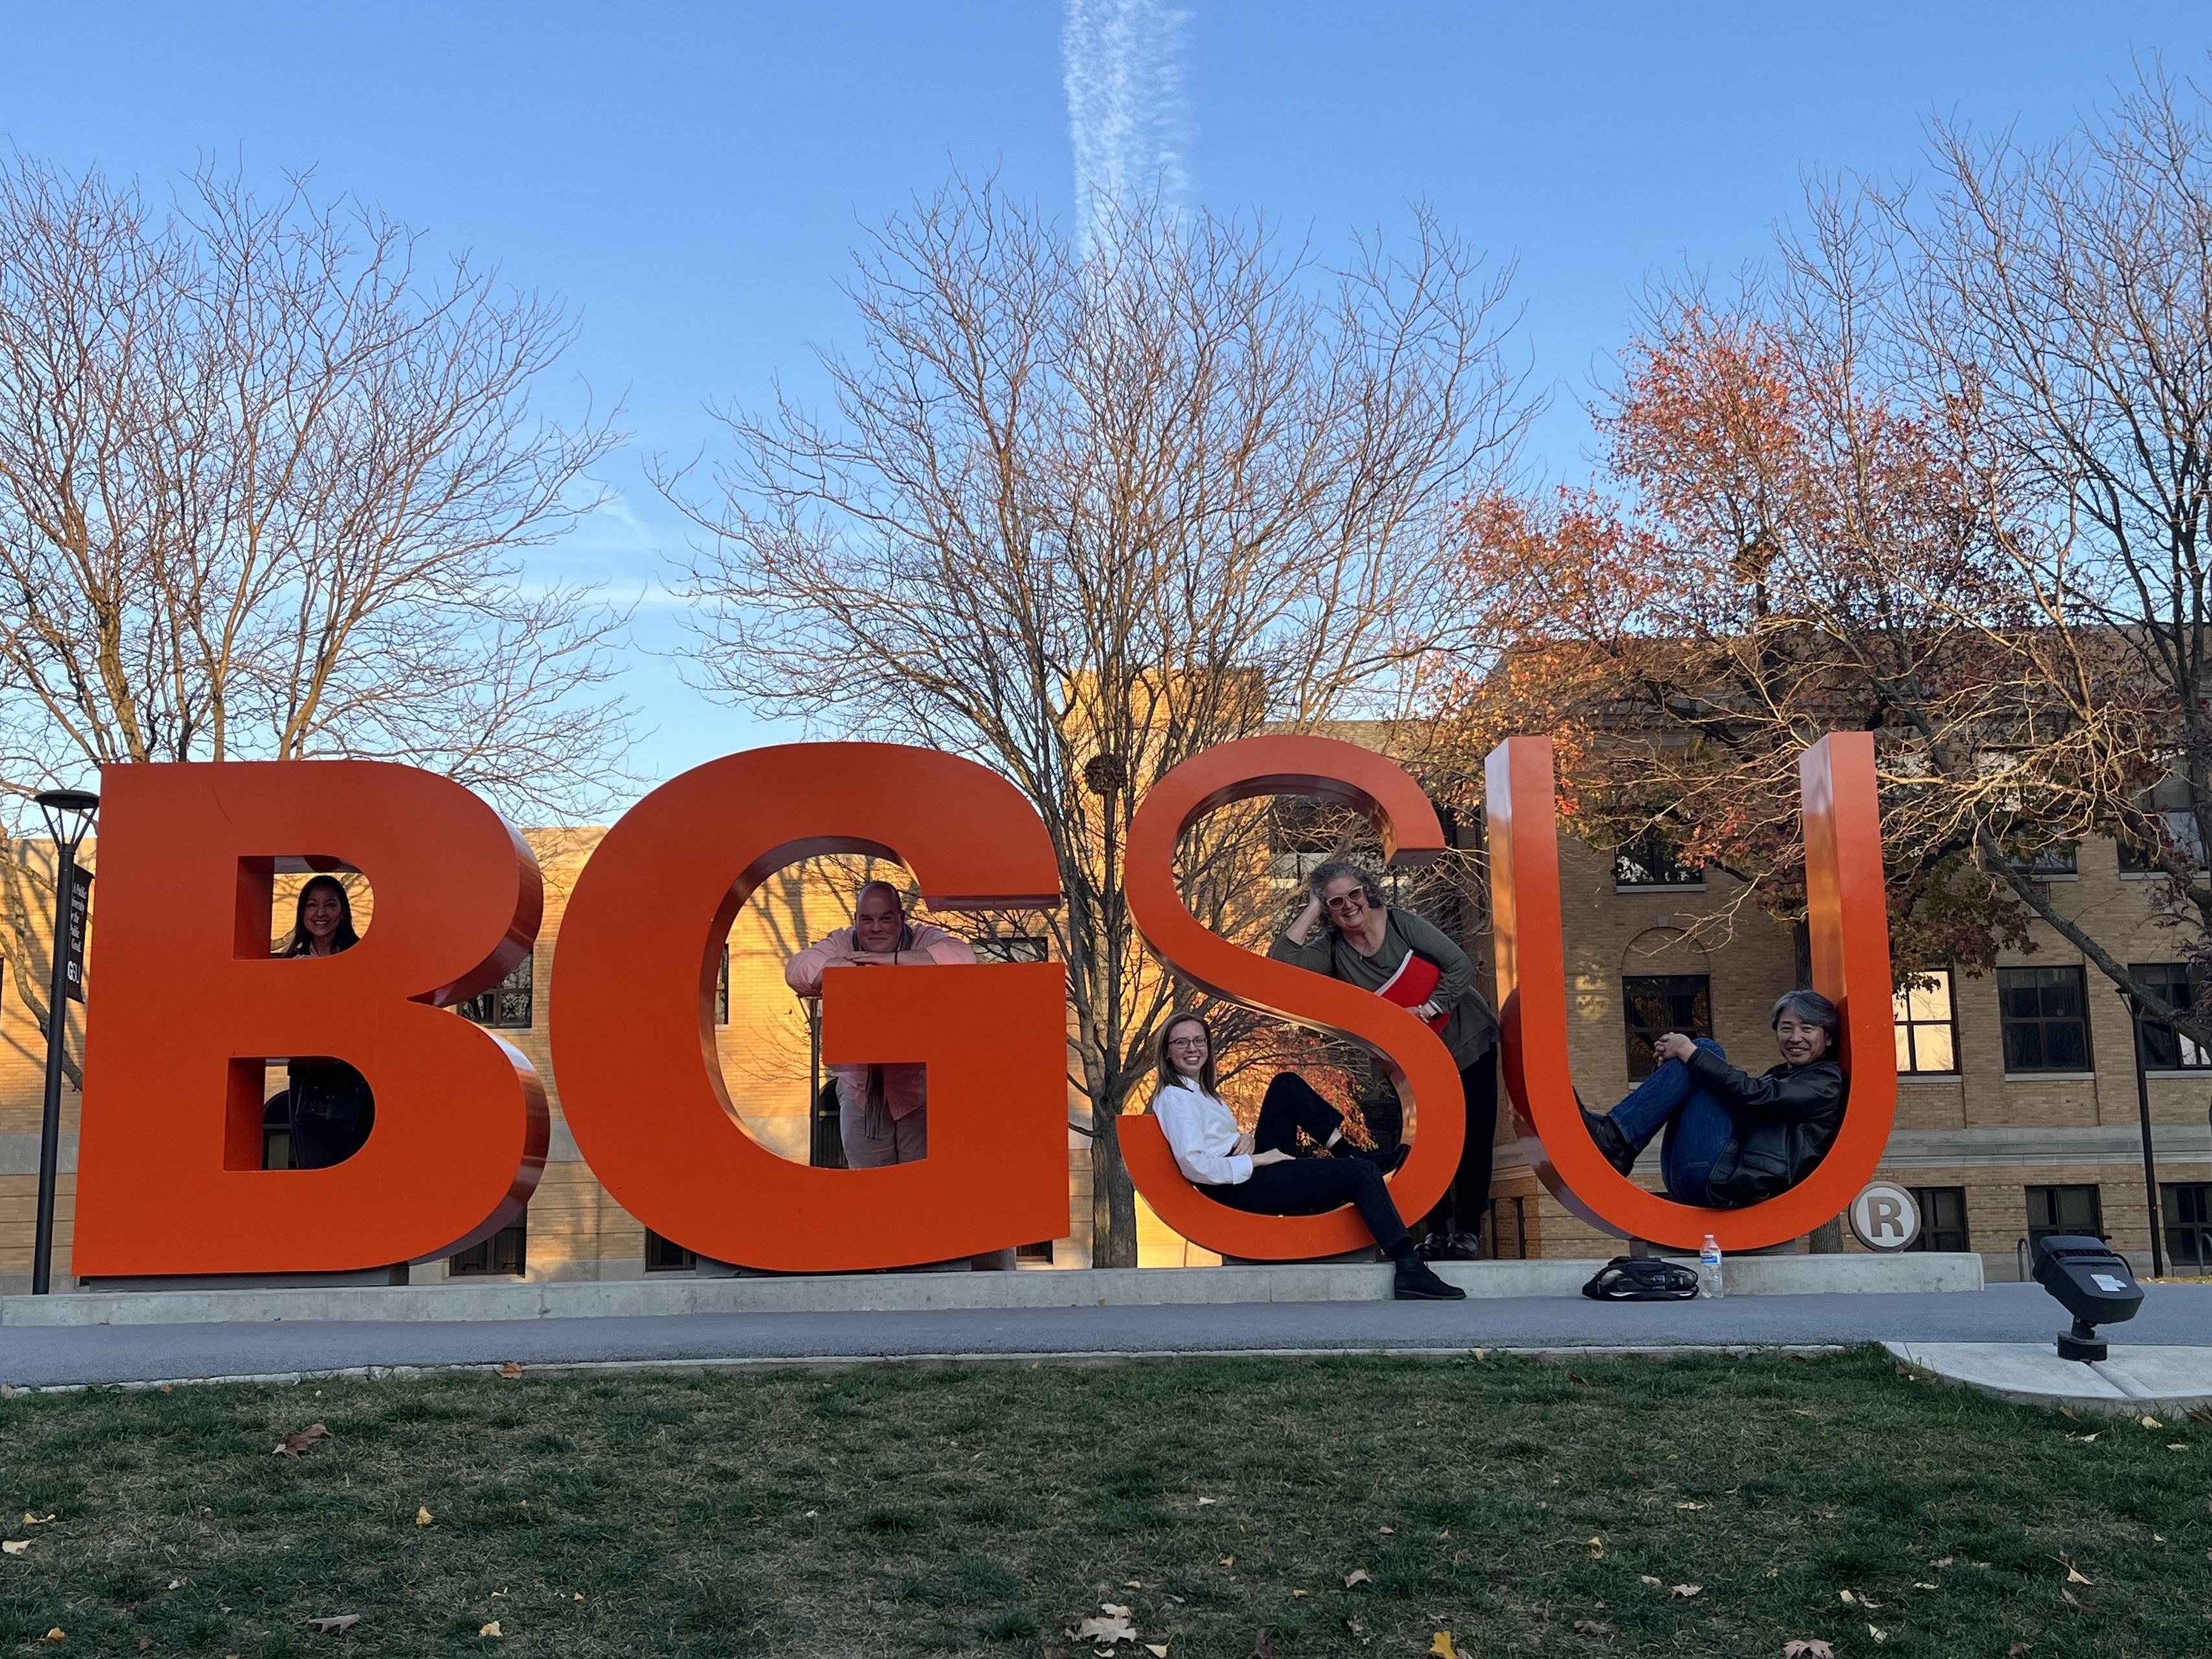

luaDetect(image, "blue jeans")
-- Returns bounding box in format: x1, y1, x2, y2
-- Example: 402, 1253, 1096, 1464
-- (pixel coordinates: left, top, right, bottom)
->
1601, 1038, 1736, 1203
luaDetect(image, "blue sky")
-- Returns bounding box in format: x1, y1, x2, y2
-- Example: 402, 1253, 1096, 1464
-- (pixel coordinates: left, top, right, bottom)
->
6, 3, 2208, 800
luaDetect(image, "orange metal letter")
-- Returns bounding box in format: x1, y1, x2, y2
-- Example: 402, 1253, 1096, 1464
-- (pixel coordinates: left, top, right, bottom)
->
1119, 737, 1466, 1259
74, 761, 548, 1277
1488, 732, 1898, 1251
548, 744, 1067, 1272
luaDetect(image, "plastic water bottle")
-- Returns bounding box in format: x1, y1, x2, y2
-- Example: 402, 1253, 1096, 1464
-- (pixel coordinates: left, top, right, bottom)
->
1698, 1233, 1724, 1299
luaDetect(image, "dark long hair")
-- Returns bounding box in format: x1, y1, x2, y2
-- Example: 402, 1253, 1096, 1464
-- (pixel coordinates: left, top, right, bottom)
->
1154, 1012, 1220, 1102
283, 874, 360, 957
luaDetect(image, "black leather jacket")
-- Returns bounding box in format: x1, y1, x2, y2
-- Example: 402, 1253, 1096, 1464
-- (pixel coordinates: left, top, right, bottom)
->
1685, 1047, 1846, 1207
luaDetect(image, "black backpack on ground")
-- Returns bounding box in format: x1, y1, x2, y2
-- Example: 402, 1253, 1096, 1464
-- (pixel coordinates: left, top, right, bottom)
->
1580, 1255, 1699, 1301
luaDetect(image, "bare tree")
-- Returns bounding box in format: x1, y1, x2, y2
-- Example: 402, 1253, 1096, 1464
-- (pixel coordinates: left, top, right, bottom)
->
664, 179, 1535, 1265
1426, 65, 2212, 1060
0, 155, 631, 1075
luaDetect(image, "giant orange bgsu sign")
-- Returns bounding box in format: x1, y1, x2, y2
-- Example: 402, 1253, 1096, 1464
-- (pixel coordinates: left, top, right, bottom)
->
72, 734, 1894, 1277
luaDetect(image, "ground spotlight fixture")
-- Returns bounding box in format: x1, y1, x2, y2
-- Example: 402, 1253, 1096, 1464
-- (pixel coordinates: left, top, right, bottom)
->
2032, 1234, 2144, 1363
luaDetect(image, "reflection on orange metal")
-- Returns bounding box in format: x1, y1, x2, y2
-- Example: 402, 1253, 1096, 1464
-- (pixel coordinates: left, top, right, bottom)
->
1119, 737, 1466, 1259
550, 744, 1069, 1272
73, 762, 548, 1276
1488, 732, 1897, 1251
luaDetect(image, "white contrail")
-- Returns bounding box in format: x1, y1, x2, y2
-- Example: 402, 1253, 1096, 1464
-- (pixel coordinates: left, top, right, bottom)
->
1062, 0, 1192, 255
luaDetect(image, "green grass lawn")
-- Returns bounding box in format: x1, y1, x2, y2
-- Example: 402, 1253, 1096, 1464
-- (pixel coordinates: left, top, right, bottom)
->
1, 1349, 2206, 1656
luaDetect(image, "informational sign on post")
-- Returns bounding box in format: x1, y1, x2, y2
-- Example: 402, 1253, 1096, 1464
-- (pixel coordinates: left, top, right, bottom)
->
62, 865, 92, 1003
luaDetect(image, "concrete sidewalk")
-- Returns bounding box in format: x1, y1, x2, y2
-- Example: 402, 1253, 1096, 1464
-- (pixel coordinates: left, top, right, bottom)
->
5, 1282, 2207, 1391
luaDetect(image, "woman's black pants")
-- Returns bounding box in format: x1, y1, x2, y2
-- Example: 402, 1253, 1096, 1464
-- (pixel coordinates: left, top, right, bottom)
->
1427, 1052, 1498, 1242
1202, 1072, 1410, 1253
1351, 1052, 1500, 1247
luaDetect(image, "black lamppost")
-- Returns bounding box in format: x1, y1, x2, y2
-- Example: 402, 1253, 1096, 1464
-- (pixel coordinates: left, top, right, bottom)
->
30, 787, 98, 1295
2122, 989, 2169, 1280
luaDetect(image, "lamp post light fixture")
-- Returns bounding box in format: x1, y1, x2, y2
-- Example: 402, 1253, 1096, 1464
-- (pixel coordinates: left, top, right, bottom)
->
30, 785, 98, 1296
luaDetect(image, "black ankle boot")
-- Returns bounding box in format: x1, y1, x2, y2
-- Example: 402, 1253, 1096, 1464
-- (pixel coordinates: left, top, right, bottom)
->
1392, 1253, 1467, 1301
1582, 1108, 1638, 1176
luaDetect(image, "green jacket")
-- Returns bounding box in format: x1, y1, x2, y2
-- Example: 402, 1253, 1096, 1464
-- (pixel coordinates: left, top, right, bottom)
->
1268, 907, 1497, 1071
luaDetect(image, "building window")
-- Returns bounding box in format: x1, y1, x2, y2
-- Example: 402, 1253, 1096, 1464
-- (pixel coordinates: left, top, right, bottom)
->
1622, 974, 1712, 1081
975, 935, 1049, 964
2163, 1183, 2212, 1270
1892, 970, 1959, 1075
716, 944, 730, 1027
450, 1215, 527, 1277
2003, 843, 2078, 879
2025, 1183, 2103, 1252
1905, 1186, 1970, 1253
1997, 966, 2092, 1073
2118, 772, 2204, 873
1613, 827, 1703, 890
1016, 1240, 1054, 1264
261, 1095, 292, 1171
2127, 962, 2210, 1071
644, 1229, 695, 1272
459, 955, 533, 1030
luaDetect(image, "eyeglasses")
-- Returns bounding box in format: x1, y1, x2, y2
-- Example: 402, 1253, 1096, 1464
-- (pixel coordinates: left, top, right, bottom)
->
1323, 891, 1368, 912
1166, 1036, 1209, 1050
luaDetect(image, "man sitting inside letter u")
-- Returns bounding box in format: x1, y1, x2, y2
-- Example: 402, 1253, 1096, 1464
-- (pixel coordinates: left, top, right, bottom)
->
784, 879, 977, 1166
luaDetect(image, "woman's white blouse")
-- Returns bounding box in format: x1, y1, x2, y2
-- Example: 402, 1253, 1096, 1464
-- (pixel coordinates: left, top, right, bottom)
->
1152, 1074, 1253, 1186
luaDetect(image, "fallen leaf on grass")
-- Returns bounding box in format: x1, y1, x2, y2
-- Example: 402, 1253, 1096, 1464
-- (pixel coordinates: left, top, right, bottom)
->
167, 1579, 183, 1590
1913, 1581, 1939, 1590
479, 1620, 503, 1637
1290, 1590, 1308, 1599
498, 1362, 522, 1379
1218, 1556, 1235, 1569
275, 1424, 331, 1458
21, 1514, 53, 1526
1379, 1526, 1395, 1535
1867, 1627, 1886, 1644
2058, 1406, 2077, 1419
2060, 1588, 2083, 1609
2139, 1415, 2164, 1430
415, 1507, 433, 1527
1783, 1643, 1834, 1659
1670, 1583, 1701, 1599
1075, 1607, 1137, 1645
1675, 1501, 1708, 1511
2008, 1645, 2030, 1656
1572, 1619, 1612, 1635
1344, 1618, 1367, 1638
2058, 1555, 2092, 1584
1568, 1373, 1590, 1385
306, 1616, 360, 1633
2169, 1443, 2190, 1452
1343, 1568, 1372, 1588
1426, 1635, 1456, 1659
1145, 1647, 1167, 1658
1, 1541, 28, 1556
1929, 1557, 1953, 1569
2188, 1405, 2212, 1422
1638, 1575, 1662, 1586
1195, 1497, 1217, 1506
137, 1640, 150, 1652
1585, 1535, 1605, 1559
41, 1630, 62, 1643
1252, 1629, 1279, 1659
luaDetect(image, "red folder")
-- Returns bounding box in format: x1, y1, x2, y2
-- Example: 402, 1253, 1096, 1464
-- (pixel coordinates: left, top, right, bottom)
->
1376, 949, 1450, 1032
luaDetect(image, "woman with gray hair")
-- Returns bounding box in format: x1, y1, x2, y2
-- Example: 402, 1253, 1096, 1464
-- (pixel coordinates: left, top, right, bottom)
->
1580, 990, 1846, 1206
1270, 859, 1499, 1259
